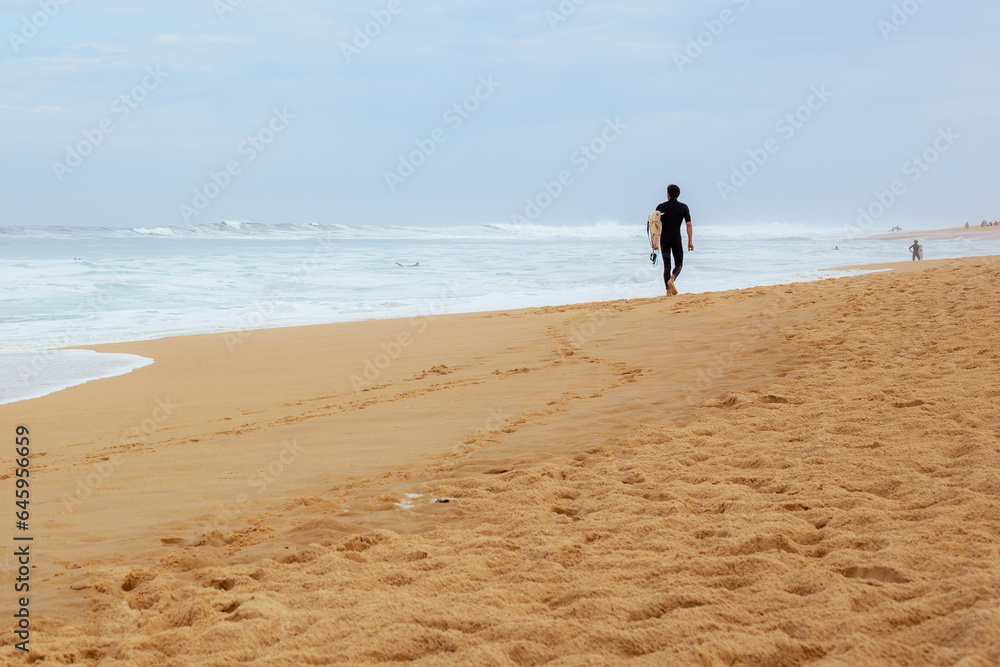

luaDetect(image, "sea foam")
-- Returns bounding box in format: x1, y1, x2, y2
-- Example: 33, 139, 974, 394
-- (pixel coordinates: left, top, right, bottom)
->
0, 350, 154, 406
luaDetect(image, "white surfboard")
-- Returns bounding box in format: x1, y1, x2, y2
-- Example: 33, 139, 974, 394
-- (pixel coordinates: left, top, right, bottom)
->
647, 211, 662, 251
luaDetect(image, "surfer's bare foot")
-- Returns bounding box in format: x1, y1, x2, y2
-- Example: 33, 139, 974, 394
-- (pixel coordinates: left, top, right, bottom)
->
667, 275, 678, 296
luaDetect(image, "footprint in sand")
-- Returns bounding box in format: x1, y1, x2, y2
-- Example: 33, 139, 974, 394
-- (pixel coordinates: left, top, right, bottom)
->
840, 566, 910, 584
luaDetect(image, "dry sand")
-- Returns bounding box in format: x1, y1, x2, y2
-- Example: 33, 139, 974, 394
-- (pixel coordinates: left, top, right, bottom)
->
2, 256, 999, 665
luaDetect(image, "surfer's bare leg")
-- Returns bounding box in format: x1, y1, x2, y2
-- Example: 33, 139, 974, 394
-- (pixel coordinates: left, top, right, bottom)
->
664, 242, 683, 295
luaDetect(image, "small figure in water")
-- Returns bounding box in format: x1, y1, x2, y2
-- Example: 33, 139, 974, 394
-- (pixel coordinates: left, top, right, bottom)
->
908, 240, 921, 261
394, 261, 420, 267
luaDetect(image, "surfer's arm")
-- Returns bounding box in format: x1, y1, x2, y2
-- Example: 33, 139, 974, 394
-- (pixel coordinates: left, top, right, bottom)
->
686, 220, 694, 251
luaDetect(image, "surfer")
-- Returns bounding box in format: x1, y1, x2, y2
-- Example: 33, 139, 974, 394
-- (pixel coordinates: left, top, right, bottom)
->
653, 184, 694, 296
909, 240, 921, 261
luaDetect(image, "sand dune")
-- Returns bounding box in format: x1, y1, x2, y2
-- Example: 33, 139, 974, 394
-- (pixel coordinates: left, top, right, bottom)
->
2, 257, 998, 665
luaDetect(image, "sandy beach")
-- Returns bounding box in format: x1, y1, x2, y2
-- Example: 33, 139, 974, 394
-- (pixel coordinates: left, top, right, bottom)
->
866, 226, 1000, 242
2, 255, 999, 665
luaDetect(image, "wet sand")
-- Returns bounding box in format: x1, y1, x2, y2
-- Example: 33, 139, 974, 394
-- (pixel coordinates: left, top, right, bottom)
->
830, 255, 1000, 274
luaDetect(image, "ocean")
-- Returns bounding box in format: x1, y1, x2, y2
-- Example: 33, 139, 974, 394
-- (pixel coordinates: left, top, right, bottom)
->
2, 221, 998, 405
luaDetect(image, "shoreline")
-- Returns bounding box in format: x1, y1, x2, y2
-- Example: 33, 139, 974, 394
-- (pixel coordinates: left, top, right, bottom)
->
863, 225, 1000, 241
3, 227, 1000, 358
3, 251, 996, 407
2, 255, 999, 662
0, 350, 153, 407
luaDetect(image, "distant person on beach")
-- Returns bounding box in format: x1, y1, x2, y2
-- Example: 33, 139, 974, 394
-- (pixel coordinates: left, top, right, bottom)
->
654, 184, 694, 296
909, 240, 921, 261
965, 222, 970, 229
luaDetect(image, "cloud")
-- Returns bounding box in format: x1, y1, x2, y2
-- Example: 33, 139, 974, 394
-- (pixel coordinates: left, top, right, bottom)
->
0, 104, 66, 113
155, 34, 252, 47
69, 43, 127, 54
9, 54, 109, 74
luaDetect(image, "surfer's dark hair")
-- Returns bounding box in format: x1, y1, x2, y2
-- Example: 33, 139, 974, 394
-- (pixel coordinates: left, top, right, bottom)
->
667, 184, 680, 199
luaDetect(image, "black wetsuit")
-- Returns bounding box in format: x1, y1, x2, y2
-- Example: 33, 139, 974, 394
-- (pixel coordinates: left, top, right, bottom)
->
655, 199, 691, 288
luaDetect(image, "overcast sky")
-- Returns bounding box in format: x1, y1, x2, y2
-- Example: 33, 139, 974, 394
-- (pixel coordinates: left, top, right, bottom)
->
1, 0, 998, 230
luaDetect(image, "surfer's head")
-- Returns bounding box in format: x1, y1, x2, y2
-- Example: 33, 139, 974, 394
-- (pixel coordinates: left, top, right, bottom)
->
667, 184, 680, 200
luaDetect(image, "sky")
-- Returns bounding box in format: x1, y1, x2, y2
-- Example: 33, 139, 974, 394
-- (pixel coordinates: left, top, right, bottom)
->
1, 0, 998, 231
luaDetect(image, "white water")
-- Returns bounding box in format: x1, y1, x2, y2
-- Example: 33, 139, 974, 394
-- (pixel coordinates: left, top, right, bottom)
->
0, 350, 153, 406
